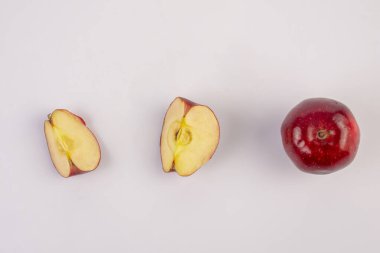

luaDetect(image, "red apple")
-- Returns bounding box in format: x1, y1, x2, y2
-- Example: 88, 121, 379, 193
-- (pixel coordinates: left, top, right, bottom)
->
281, 98, 360, 174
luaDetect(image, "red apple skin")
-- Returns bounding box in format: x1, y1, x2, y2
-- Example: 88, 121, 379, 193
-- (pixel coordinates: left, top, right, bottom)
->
57, 109, 86, 126
281, 98, 360, 174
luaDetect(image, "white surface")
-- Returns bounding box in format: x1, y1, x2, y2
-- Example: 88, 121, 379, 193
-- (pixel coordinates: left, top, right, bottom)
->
0, 0, 379, 252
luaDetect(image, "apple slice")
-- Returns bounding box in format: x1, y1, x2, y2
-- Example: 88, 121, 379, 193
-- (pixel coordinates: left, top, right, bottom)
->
44, 109, 101, 177
160, 97, 220, 176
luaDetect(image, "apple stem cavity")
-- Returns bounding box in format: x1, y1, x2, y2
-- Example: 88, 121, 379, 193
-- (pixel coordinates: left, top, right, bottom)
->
317, 129, 328, 140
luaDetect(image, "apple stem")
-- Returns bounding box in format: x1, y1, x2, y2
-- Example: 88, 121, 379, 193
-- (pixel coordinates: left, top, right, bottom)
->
317, 129, 328, 140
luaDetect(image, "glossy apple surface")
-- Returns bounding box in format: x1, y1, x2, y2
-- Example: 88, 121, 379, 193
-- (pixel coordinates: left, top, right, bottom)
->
281, 98, 360, 174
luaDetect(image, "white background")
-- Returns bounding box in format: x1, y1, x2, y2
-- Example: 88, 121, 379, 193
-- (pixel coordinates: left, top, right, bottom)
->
0, 0, 379, 252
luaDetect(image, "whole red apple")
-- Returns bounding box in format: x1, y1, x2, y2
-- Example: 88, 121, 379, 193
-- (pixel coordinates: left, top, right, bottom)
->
281, 98, 360, 174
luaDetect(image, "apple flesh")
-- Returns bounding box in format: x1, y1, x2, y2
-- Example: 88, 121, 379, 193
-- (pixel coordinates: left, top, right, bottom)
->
281, 98, 360, 174
44, 109, 101, 177
160, 97, 220, 176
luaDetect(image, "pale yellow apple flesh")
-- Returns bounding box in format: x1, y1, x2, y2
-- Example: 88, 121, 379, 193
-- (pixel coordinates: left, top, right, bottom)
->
160, 97, 220, 176
44, 109, 101, 177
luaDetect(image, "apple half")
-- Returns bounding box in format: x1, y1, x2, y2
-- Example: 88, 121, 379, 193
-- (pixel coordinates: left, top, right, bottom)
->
160, 97, 220, 176
44, 109, 101, 177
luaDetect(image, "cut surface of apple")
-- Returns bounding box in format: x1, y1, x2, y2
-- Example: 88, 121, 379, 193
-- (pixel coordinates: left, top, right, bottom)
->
160, 97, 220, 176
44, 109, 101, 177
